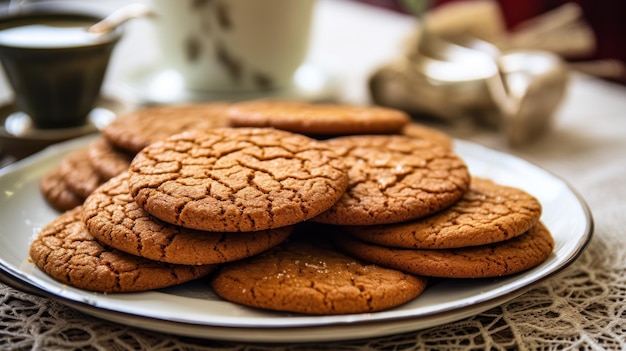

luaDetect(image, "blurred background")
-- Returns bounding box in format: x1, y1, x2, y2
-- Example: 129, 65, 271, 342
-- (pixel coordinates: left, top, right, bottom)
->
354, 0, 626, 85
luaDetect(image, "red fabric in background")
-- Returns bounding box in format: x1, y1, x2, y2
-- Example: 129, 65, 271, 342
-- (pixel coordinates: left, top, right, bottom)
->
457, 0, 626, 62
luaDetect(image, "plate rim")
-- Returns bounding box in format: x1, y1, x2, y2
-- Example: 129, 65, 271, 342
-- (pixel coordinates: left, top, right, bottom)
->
0, 136, 594, 342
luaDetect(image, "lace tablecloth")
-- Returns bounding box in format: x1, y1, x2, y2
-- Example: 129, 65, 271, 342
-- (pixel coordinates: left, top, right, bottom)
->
2, 1, 626, 349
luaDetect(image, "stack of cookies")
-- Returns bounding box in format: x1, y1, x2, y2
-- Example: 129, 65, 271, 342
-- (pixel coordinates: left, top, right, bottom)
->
30, 100, 554, 315
39, 103, 232, 211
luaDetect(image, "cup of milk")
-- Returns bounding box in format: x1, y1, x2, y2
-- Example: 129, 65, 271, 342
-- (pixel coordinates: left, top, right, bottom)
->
150, 0, 315, 93
0, 6, 121, 129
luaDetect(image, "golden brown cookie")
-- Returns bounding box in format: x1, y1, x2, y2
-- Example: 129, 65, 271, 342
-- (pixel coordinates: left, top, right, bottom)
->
312, 135, 470, 226
210, 234, 428, 315
226, 100, 410, 136
58, 148, 104, 200
39, 163, 83, 211
87, 137, 133, 180
82, 172, 293, 265
128, 128, 349, 232
335, 221, 555, 278
29, 207, 216, 293
402, 122, 454, 149
344, 178, 542, 249
102, 103, 231, 154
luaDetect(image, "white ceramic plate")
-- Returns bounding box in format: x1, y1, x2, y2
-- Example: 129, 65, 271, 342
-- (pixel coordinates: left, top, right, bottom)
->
0, 136, 593, 343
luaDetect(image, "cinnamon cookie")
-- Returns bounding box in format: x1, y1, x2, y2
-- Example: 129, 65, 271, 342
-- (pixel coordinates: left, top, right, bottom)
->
39, 163, 83, 211
344, 178, 542, 249
210, 235, 427, 315
102, 103, 231, 154
87, 137, 133, 180
58, 148, 104, 200
29, 207, 215, 293
335, 221, 554, 278
82, 172, 293, 265
128, 128, 349, 232
226, 100, 410, 136
402, 122, 453, 149
313, 135, 470, 225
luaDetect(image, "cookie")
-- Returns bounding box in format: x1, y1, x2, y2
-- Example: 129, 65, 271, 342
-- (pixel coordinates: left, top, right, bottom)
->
58, 148, 104, 199
312, 135, 470, 226
402, 122, 453, 149
39, 163, 83, 211
87, 137, 133, 180
82, 172, 293, 265
226, 100, 410, 136
128, 128, 349, 232
29, 207, 216, 293
210, 234, 428, 315
335, 221, 554, 278
344, 178, 542, 249
102, 103, 231, 154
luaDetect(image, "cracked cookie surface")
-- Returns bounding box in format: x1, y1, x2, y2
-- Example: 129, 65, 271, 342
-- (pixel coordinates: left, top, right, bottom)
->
401, 122, 453, 149
344, 178, 542, 248
335, 221, 554, 278
128, 128, 349, 232
87, 137, 133, 180
210, 234, 427, 315
312, 135, 470, 225
29, 207, 215, 293
58, 148, 104, 200
226, 100, 410, 136
40, 162, 83, 211
82, 172, 293, 265
102, 103, 231, 154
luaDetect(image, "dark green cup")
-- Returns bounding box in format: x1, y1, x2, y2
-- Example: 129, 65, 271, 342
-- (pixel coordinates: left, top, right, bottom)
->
0, 8, 121, 129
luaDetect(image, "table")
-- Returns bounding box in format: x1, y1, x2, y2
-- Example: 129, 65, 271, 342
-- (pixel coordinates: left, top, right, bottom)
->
1, 1, 625, 349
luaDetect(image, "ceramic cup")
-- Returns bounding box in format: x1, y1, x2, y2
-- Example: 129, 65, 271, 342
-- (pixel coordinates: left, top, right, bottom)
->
0, 7, 121, 129
151, 0, 315, 92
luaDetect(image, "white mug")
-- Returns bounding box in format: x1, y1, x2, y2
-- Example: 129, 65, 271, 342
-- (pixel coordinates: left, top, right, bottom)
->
150, 0, 315, 92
